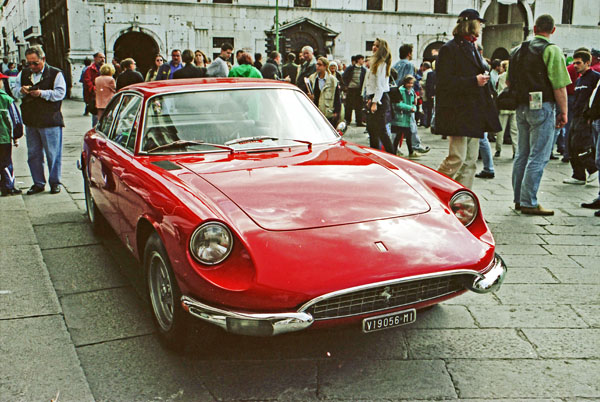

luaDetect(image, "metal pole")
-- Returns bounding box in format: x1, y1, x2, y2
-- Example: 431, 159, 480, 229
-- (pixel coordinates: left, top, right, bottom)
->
275, 0, 279, 52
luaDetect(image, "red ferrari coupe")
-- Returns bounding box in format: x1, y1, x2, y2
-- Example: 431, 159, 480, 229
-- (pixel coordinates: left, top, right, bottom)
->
80, 78, 506, 347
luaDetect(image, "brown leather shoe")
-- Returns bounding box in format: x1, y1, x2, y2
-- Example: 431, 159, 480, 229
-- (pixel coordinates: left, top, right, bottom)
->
520, 205, 554, 216
514, 203, 521, 210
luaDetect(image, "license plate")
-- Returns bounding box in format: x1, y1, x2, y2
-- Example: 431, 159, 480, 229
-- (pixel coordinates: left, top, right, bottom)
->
362, 309, 416, 333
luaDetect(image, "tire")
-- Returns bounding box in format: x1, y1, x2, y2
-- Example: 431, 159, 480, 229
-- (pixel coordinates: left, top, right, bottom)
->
145, 232, 189, 350
83, 173, 108, 234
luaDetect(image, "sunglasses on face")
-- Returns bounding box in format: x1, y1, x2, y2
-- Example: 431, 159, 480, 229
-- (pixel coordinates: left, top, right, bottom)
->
26, 61, 41, 66
156, 59, 163, 62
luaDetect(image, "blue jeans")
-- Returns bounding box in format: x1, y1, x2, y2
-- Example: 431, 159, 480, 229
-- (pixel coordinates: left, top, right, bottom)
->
479, 133, 495, 174
410, 114, 422, 149
512, 102, 556, 208
26, 126, 63, 187
593, 119, 600, 198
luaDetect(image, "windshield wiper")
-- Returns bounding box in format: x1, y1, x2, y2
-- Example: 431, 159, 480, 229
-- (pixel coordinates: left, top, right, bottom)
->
147, 140, 234, 154
225, 136, 312, 149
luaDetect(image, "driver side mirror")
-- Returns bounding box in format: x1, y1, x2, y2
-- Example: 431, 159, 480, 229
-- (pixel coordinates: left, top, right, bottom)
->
336, 121, 347, 136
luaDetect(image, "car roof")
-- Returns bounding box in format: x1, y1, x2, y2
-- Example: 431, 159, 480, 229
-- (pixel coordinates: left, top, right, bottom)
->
122, 77, 299, 97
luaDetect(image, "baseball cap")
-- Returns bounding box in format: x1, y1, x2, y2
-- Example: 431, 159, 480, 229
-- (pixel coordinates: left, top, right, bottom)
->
458, 9, 486, 23
0, 73, 9, 79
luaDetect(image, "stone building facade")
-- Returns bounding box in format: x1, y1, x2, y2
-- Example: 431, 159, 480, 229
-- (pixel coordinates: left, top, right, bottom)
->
1, 0, 598, 98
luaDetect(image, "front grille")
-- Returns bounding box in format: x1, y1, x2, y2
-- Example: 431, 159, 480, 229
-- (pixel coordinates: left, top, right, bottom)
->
305, 274, 472, 320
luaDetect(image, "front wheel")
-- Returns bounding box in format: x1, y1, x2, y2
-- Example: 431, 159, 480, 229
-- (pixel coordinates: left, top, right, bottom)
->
145, 232, 188, 350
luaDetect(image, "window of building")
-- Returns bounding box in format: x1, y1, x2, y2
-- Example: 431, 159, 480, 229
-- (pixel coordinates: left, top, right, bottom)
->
212, 37, 234, 48
562, 0, 574, 24
294, 0, 311, 7
213, 0, 233, 4
433, 0, 448, 14
365, 41, 375, 52
498, 4, 509, 24
367, 0, 382, 11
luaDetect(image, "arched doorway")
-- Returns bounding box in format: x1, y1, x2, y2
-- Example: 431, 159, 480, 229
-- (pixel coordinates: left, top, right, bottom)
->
481, 0, 528, 59
491, 47, 510, 61
422, 41, 444, 62
114, 31, 159, 77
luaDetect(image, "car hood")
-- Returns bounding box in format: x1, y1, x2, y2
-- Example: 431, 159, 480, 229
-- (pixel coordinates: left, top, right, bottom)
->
178, 144, 431, 231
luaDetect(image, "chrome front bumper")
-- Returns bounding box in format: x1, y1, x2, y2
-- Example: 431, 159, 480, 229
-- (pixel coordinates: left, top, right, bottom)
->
181, 254, 506, 336
468, 254, 507, 294
181, 296, 314, 336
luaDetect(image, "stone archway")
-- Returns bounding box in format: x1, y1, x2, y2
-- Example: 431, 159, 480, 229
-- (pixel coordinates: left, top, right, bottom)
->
491, 47, 510, 61
481, 0, 530, 59
113, 31, 159, 76
422, 41, 445, 62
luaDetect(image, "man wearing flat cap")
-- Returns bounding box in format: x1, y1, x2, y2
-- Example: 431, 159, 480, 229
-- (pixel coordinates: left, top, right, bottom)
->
435, 9, 501, 189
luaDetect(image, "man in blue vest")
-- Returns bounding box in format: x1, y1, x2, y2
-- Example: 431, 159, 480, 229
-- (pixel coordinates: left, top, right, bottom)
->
11, 45, 66, 194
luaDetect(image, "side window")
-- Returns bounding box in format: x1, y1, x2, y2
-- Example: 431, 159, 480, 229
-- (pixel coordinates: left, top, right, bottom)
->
110, 95, 142, 151
97, 95, 122, 134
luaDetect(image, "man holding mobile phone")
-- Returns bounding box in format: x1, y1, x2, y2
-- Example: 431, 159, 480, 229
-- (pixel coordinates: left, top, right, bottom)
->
11, 45, 66, 195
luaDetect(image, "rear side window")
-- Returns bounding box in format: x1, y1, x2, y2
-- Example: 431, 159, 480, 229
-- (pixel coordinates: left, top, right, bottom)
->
110, 95, 142, 151
97, 95, 122, 134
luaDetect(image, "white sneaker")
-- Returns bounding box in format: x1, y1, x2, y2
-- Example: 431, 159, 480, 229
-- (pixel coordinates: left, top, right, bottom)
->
408, 151, 423, 159
563, 177, 586, 185
587, 171, 598, 183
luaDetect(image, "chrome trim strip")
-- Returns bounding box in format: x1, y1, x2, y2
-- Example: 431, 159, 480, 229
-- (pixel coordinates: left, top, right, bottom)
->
181, 296, 313, 336
297, 269, 483, 313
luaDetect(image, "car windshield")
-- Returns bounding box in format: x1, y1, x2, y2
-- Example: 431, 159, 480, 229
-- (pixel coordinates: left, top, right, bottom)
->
141, 88, 339, 153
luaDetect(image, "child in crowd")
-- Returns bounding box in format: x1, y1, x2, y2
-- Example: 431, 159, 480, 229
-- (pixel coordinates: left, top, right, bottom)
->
0, 73, 24, 196
391, 75, 421, 158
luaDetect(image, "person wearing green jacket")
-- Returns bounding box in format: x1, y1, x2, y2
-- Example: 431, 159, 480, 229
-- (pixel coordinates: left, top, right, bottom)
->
391, 75, 421, 157
0, 73, 24, 196
228, 53, 262, 78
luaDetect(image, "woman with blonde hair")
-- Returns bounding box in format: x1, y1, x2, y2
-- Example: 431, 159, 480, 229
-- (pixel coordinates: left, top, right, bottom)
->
364, 38, 394, 153
95, 63, 116, 120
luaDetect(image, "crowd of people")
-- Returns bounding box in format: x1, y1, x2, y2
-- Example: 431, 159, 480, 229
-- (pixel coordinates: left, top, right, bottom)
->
1, 10, 599, 218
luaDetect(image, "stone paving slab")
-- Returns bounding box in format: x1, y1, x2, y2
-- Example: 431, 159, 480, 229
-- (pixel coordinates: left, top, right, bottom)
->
196, 360, 317, 401
539, 234, 600, 245
543, 245, 600, 256
0, 210, 36, 246
496, 284, 599, 305
405, 329, 537, 359
447, 359, 600, 399
569, 255, 600, 269
493, 232, 546, 245
522, 328, 600, 358
0, 245, 61, 319
318, 359, 457, 400
502, 267, 557, 283
33, 221, 100, 250
0, 192, 25, 211
26, 201, 86, 225
61, 287, 155, 346
76, 336, 214, 402
572, 305, 600, 327
468, 305, 589, 328
42, 244, 128, 296
405, 305, 477, 328
544, 225, 600, 235
496, 244, 550, 255
0, 316, 94, 402
500, 254, 581, 268
549, 268, 600, 283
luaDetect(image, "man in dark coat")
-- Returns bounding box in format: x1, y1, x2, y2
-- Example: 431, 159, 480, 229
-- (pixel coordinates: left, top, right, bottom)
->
116, 58, 144, 91
436, 9, 501, 189
342, 54, 367, 126
260, 51, 283, 80
296, 46, 317, 94
173, 49, 206, 79
282, 53, 299, 84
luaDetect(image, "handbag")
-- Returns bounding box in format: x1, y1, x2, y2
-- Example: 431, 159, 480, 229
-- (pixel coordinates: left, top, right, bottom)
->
388, 85, 401, 103
496, 86, 517, 111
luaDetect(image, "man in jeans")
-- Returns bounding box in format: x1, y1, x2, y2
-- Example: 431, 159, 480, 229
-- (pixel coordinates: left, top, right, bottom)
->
11, 45, 66, 194
509, 14, 571, 215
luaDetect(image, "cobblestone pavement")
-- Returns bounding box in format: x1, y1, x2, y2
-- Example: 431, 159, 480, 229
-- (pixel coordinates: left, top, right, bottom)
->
1, 100, 598, 401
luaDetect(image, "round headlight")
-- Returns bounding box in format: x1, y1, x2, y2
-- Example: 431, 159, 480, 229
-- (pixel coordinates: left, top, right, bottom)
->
189, 222, 233, 265
449, 191, 478, 226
